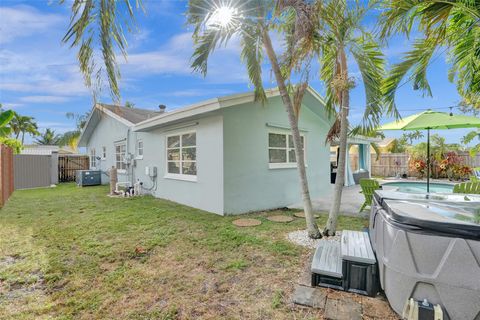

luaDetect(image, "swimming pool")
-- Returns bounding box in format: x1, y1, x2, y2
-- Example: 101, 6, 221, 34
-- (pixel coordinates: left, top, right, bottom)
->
382, 181, 454, 193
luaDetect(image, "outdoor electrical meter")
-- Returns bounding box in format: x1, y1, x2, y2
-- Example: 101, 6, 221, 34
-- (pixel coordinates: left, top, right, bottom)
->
145, 166, 157, 178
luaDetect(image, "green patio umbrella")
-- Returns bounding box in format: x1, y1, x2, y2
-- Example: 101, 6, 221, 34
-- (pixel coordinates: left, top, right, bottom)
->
380, 110, 480, 192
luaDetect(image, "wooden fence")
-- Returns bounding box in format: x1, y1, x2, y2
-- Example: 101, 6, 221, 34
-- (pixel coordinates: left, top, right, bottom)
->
0, 145, 14, 207
58, 155, 89, 182
369, 152, 480, 177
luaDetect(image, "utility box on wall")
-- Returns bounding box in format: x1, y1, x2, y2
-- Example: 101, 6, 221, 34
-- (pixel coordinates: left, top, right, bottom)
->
145, 166, 157, 178
76, 170, 102, 187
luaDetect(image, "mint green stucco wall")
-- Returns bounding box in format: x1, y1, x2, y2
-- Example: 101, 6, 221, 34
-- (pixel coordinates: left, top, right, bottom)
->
222, 95, 332, 214
87, 113, 224, 214
86, 113, 131, 184
132, 115, 224, 214
86, 92, 331, 216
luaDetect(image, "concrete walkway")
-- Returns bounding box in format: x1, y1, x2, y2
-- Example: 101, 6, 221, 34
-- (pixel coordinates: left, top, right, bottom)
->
290, 184, 367, 217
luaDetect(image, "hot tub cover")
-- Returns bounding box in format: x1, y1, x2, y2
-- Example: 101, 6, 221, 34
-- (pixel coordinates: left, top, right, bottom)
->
374, 190, 480, 240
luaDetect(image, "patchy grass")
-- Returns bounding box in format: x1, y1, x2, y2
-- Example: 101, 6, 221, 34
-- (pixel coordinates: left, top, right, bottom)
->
0, 184, 367, 319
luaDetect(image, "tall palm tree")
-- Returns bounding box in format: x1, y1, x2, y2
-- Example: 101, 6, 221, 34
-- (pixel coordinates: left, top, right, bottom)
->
380, 0, 480, 112
35, 129, 60, 145
317, 0, 387, 235
187, 0, 322, 238
9, 113, 39, 144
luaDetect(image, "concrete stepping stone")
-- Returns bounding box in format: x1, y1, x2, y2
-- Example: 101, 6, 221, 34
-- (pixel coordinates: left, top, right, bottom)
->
232, 218, 262, 227
293, 212, 321, 219
267, 215, 294, 223
324, 297, 362, 320
292, 285, 327, 308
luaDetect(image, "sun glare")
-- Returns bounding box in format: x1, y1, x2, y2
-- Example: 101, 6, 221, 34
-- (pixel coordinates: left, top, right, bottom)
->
208, 5, 238, 29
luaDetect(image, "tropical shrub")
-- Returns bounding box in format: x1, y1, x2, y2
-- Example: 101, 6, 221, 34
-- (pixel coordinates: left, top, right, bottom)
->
410, 158, 426, 178
0, 137, 22, 154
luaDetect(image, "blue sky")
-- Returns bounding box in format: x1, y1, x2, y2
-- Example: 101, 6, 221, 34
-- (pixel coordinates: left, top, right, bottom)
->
0, 0, 471, 144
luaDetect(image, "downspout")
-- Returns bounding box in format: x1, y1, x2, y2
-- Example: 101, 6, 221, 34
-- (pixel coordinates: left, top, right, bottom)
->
126, 127, 132, 186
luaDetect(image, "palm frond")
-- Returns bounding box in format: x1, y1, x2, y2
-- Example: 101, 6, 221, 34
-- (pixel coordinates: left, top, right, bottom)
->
351, 35, 388, 131
382, 37, 437, 116
240, 26, 267, 103
62, 0, 142, 101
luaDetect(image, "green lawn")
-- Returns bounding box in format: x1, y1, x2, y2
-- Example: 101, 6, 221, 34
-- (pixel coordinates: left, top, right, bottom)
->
0, 184, 367, 319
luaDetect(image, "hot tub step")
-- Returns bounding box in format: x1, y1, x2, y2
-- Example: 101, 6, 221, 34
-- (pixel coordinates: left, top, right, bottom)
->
341, 230, 376, 264
311, 240, 344, 290
341, 230, 379, 297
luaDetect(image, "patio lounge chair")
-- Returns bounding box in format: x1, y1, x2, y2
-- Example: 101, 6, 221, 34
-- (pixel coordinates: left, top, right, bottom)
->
359, 178, 381, 212
453, 181, 480, 194
471, 167, 480, 182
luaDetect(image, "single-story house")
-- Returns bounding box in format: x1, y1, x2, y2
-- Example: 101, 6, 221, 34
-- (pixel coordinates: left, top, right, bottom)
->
78, 87, 337, 215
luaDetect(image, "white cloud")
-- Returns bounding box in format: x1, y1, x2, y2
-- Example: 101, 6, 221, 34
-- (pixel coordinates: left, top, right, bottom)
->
19, 95, 71, 103
1, 102, 24, 109
0, 49, 89, 96
37, 121, 75, 134
0, 5, 63, 44
121, 32, 249, 84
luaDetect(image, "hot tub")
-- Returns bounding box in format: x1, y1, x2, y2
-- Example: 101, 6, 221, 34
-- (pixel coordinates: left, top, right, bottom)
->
382, 181, 454, 193
369, 190, 480, 320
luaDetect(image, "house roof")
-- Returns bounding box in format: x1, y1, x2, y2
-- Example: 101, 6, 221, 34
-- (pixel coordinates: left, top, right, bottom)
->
133, 86, 329, 132
99, 104, 161, 124
21, 145, 76, 155
78, 103, 162, 146
377, 137, 396, 148
78, 86, 330, 146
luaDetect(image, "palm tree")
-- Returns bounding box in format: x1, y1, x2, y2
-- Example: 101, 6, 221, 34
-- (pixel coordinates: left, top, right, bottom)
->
62, 0, 142, 101
9, 113, 39, 144
187, 0, 322, 238
380, 0, 480, 112
35, 129, 60, 145
56, 112, 90, 151
316, 0, 386, 236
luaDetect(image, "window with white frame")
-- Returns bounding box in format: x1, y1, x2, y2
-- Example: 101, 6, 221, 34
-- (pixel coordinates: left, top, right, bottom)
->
115, 142, 126, 171
166, 132, 196, 177
137, 140, 143, 158
89, 148, 97, 168
268, 132, 305, 168
102, 146, 106, 159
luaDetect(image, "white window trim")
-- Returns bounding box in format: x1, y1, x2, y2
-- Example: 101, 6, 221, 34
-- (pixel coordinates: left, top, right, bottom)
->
165, 130, 197, 181
101, 146, 107, 160
268, 131, 307, 169
136, 139, 144, 160
164, 173, 197, 182
114, 141, 127, 173
90, 148, 97, 169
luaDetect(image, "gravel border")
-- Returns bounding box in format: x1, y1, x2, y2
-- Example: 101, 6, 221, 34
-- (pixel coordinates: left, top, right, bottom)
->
287, 230, 342, 249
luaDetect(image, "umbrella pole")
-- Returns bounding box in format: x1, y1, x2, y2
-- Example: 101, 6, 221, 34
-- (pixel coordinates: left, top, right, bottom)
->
427, 128, 430, 193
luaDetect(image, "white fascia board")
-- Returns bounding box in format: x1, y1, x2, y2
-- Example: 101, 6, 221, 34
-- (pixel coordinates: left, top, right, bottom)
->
132, 86, 326, 132
133, 98, 221, 132
78, 105, 99, 147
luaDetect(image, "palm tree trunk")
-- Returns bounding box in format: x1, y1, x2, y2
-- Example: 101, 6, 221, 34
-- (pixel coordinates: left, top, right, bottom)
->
324, 47, 349, 236
21, 131, 25, 144
262, 28, 321, 239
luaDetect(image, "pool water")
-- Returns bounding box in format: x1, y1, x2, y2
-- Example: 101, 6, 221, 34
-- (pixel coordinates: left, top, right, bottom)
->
382, 181, 454, 193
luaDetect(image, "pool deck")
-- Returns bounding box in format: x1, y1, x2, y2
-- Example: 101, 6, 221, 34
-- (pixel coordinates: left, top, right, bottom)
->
289, 178, 456, 217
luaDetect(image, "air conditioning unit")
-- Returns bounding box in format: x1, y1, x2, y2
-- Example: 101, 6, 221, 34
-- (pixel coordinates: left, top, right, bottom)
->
76, 170, 102, 187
